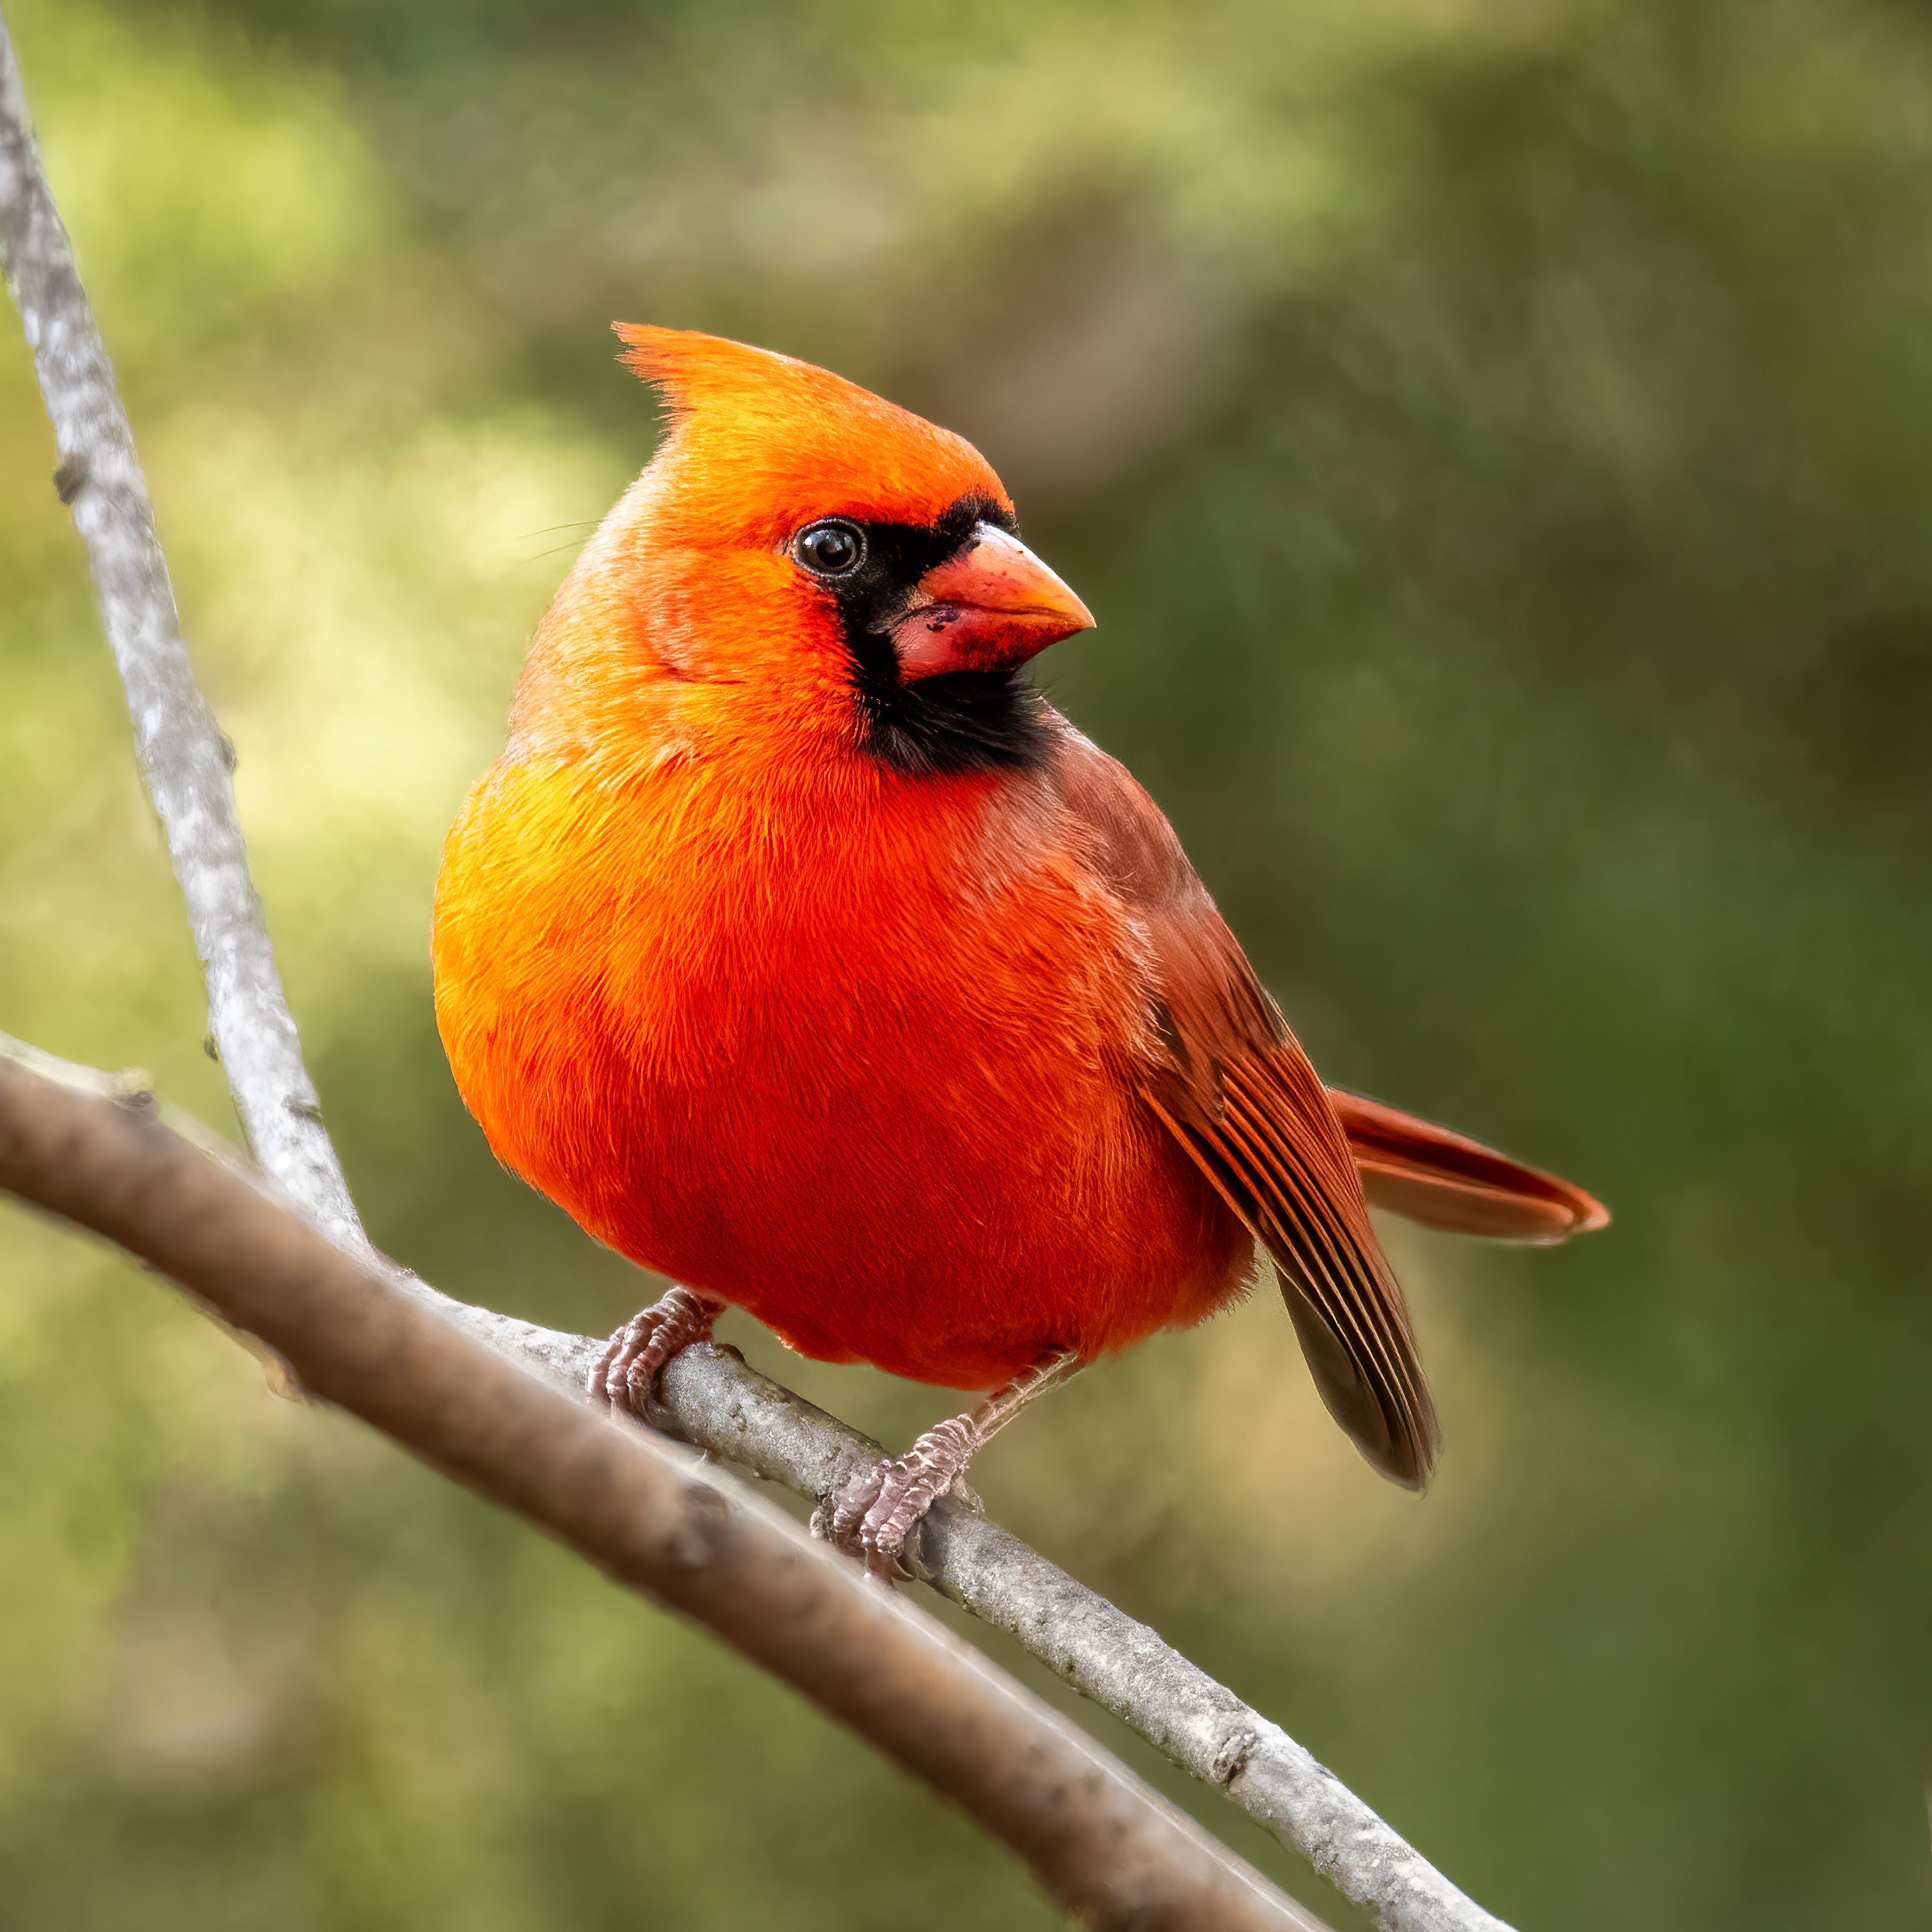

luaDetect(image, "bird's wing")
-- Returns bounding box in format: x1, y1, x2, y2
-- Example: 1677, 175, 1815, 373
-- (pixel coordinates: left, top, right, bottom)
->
1327, 1089, 1609, 1244
1051, 727, 1438, 1488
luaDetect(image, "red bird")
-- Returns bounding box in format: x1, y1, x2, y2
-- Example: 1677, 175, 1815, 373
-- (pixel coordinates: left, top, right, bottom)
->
433, 327, 1605, 1578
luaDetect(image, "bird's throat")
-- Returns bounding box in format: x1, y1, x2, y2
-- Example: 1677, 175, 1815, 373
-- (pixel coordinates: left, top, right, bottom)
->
847, 641, 1050, 779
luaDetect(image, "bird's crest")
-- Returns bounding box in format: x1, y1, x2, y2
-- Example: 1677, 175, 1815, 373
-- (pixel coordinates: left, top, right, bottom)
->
613, 323, 1011, 546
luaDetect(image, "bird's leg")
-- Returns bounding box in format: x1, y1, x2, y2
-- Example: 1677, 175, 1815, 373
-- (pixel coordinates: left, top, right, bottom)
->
589, 1284, 728, 1421
823, 1349, 1084, 1585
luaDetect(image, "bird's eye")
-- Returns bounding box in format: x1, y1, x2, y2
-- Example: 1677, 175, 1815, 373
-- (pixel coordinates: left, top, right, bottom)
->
793, 519, 865, 577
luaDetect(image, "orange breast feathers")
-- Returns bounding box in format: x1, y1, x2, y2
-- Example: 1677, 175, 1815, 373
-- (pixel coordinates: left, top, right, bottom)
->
433, 324, 1605, 1486
436, 729, 1251, 1390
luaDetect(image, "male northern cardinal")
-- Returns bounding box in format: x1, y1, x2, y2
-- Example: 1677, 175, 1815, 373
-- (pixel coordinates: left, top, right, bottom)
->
433, 326, 1604, 1579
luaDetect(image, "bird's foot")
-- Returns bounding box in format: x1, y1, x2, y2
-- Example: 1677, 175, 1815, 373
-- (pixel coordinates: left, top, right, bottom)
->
817, 1350, 1082, 1586
822, 1416, 981, 1586
590, 1284, 727, 1421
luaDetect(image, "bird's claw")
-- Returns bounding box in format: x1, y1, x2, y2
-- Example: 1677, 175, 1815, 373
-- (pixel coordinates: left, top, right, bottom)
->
589, 1285, 723, 1421
819, 1416, 980, 1587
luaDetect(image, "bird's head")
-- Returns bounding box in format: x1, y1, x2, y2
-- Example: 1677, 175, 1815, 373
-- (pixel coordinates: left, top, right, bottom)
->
522, 326, 1094, 778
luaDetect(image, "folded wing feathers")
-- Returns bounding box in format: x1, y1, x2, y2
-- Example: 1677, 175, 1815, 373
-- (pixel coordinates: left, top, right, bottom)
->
1233, 1057, 1439, 1486
1151, 1042, 1441, 1490
1225, 1065, 1416, 1392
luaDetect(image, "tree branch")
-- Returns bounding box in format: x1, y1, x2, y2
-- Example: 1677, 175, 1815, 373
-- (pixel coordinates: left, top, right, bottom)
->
2, 1032, 1510, 1932
0, 15, 1511, 1932
0, 1053, 1327, 1932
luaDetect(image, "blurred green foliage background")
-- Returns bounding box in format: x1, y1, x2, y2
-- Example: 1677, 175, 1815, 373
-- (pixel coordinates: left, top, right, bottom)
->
3, 0, 1930, 1925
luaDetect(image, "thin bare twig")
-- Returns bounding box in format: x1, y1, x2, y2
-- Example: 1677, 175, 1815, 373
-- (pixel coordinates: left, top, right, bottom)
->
0, 14, 1511, 1931
0, 4, 364, 1256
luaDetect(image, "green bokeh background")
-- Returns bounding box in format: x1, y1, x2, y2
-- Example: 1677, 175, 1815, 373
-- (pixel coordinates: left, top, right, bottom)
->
3, 1, 1929, 1925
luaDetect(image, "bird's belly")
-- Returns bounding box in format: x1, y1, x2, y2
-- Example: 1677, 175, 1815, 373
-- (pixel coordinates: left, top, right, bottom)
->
435, 758, 1251, 1388
593, 1033, 1250, 1387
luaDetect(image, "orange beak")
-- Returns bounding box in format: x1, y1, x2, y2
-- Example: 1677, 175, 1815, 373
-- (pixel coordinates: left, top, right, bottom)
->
890, 524, 1096, 679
